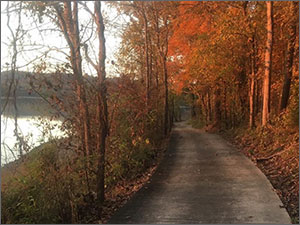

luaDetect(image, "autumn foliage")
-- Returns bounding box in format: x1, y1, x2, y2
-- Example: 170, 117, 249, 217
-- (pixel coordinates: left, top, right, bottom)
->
1, 1, 299, 224
167, 1, 299, 221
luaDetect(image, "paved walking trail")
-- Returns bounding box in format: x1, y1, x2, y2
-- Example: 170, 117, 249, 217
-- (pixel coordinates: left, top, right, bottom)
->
109, 122, 291, 224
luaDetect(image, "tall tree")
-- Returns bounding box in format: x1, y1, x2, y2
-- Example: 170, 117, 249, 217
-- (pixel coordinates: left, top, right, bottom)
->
4, 2, 25, 158
159, 14, 171, 136
114, 1, 175, 136
130, 2, 151, 106
94, 0, 108, 207
53, 1, 92, 156
279, 1, 298, 111
249, 36, 257, 128
77, 0, 109, 206
243, 1, 258, 129
262, 1, 273, 126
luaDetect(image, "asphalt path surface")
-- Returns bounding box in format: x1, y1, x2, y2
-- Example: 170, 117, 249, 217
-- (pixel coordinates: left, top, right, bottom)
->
109, 121, 291, 224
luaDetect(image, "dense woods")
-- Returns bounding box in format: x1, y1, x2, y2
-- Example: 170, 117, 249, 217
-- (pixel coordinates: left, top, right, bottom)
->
168, 1, 298, 130
1, 1, 299, 224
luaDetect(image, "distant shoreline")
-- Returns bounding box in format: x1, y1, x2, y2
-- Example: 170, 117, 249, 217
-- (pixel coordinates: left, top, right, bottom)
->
1, 96, 43, 100
1, 97, 56, 117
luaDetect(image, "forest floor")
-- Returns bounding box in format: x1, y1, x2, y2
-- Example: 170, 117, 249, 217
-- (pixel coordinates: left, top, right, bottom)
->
97, 136, 171, 223
106, 121, 290, 224
222, 124, 299, 223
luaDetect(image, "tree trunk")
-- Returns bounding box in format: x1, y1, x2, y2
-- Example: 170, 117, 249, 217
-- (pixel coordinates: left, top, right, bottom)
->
149, 36, 153, 91
249, 37, 257, 128
200, 94, 208, 124
249, 73, 255, 128
223, 83, 228, 126
142, 10, 150, 106
280, 1, 297, 111
191, 93, 196, 118
94, 1, 108, 207
214, 86, 221, 126
170, 95, 175, 129
55, 2, 92, 157
155, 58, 159, 88
163, 56, 169, 136
262, 1, 273, 126
74, 3, 92, 158
154, 3, 160, 90
207, 91, 212, 123
255, 78, 260, 116
154, 10, 170, 136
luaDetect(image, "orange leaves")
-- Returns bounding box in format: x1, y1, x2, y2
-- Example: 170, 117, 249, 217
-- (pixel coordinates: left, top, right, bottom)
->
168, 1, 213, 57
168, 2, 217, 94
167, 1, 258, 96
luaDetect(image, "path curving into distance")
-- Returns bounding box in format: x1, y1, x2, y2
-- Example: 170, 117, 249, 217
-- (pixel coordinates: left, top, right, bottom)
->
109, 121, 291, 224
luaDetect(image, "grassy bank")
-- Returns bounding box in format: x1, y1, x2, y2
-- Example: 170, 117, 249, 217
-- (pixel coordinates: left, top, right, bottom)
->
1, 133, 169, 224
1, 142, 63, 223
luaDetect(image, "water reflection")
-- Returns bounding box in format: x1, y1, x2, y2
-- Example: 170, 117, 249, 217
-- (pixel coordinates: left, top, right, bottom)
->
1, 98, 63, 165
1, 97, 55, 117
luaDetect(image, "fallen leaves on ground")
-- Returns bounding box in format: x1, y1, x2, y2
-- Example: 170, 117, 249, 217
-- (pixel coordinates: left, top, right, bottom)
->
96, 137, 170, 224
222, 126, 299, 224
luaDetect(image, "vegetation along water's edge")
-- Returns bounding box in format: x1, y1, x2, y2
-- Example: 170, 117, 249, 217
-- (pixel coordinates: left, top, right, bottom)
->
1, 133, 171, 223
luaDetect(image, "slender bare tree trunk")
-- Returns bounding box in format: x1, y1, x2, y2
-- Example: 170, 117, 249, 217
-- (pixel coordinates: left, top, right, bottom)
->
255, 78, 260, 116
94, 1, 108, 207
249, 37, 257, 128
201, 94, 208, 123
73, 2, 92, 158
191, 93, 196, 118
131, 2, 150, 107
223, 83, 228, 125
5, 2, 24, 158
207, 91, 212, 122
214, 86, 221, 126
280, 1, 298, 111
153, 8, 170, 136
262, 1, 273, 126
143, 12, 150, 106
249, 74, 255, 128
55, 2, 92, 157
153, 2, 160, 90
162, 55, 169, 136
243, 1, 256, 128
149, 37, 153, 90
155, 57, 159, 89
170, 94, 175, 129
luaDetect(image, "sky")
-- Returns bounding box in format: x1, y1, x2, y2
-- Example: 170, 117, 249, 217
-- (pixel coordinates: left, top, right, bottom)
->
1, 1, 126, 77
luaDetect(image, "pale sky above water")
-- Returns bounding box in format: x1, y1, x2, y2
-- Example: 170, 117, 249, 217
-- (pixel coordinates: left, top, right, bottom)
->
1, 1, 126, 77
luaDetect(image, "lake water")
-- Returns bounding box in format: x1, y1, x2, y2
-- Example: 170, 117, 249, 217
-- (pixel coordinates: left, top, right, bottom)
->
1, 98, 63, 165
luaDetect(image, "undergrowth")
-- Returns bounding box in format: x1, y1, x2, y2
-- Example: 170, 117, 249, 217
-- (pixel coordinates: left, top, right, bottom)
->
1, 125, 167, 224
